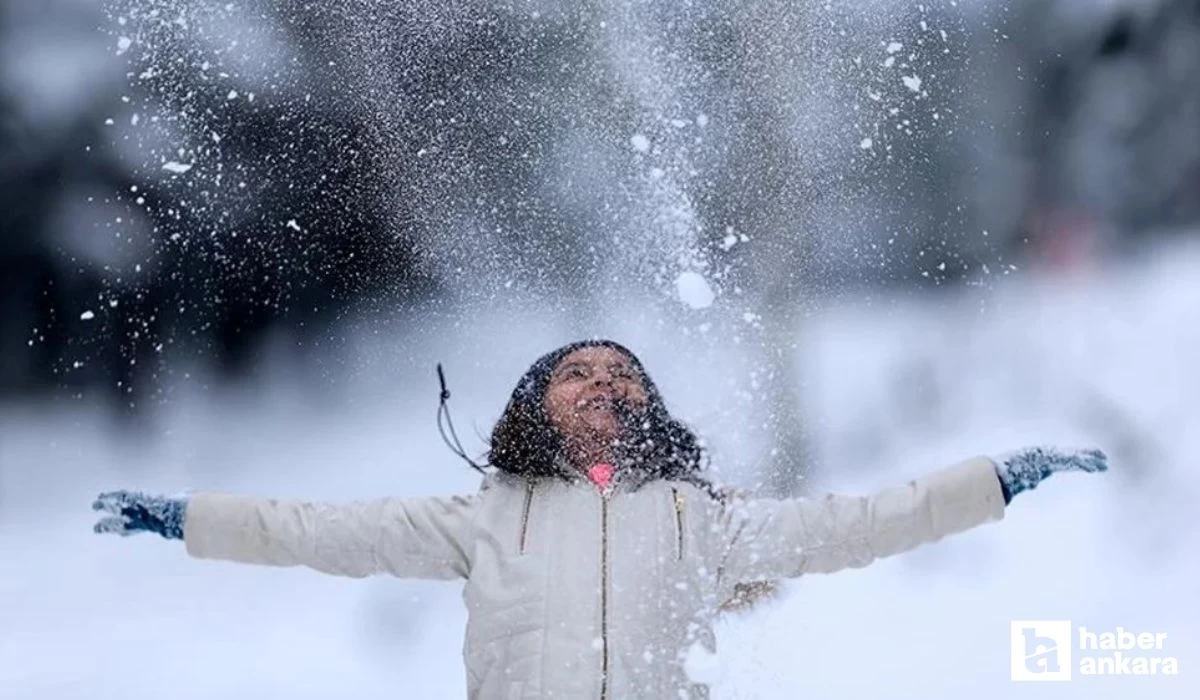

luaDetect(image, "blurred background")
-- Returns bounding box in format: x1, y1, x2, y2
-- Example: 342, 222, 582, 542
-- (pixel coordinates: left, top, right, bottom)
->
1, 0, 1197, 697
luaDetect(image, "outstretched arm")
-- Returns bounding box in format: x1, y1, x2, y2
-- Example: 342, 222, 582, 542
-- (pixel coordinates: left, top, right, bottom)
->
717, 446, 1106, 584
93, 490, 477, 580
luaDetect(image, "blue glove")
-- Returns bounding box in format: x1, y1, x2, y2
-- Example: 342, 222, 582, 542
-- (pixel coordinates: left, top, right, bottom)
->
991, 446, 1108, 504
92, 490, 188, 540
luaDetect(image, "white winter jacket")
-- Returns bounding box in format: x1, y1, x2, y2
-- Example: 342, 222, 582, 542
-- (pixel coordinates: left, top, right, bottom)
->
183, 456, 1006, 699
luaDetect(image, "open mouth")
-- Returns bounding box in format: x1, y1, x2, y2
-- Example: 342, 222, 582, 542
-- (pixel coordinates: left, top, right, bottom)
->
578, 395, 618, 411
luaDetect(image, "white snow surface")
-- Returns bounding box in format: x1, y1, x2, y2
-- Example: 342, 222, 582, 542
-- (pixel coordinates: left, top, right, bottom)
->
2, 244, 1198, 698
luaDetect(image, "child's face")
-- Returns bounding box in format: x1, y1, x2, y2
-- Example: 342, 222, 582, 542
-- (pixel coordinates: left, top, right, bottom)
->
543, 346, 649, 447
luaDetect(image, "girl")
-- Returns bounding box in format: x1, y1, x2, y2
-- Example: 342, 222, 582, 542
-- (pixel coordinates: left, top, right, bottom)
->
93, 339, 1107, 699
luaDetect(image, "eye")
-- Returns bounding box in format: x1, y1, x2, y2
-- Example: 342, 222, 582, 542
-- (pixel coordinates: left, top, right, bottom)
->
611, 365, 637, 380
561, 365, 589, 379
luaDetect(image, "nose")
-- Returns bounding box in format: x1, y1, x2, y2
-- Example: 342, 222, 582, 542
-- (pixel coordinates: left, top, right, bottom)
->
592, 368, 615, 387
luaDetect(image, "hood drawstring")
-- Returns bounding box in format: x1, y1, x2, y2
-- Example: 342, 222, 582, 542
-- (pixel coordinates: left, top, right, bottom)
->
437, 363, 488, 474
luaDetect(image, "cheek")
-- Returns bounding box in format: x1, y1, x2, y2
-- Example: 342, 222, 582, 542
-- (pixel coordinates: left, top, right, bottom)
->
625, 383, 649, 404
544, 387, 576, 426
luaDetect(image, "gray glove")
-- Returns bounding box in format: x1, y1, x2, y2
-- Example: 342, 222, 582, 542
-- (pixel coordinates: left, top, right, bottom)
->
92, 490, 188, 540
991, 446, 1108, 504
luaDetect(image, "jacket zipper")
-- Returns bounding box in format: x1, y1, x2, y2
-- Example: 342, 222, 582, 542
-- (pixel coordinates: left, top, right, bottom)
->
671, 487, 685, 561
599, 491, 610, 700
518, 482, 534, 554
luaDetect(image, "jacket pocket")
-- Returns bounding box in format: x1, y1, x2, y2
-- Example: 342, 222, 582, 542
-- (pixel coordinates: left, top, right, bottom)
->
670, 487, 686, 561
518, 482, 535, 554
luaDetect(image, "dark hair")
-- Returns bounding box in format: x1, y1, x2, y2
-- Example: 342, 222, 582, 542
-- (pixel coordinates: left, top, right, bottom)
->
488, 339, 718, 497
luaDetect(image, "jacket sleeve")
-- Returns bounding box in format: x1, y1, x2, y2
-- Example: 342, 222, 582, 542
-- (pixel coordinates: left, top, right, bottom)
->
182, 492, 477, 580
717, 456, 1006, 583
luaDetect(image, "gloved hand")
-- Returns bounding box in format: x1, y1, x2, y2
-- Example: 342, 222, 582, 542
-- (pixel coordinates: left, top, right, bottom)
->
92, 490, 188, 540
991, 446, 1108, 504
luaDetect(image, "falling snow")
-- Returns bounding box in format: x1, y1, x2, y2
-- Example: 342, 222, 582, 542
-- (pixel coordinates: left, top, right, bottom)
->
675, 271, 715, 309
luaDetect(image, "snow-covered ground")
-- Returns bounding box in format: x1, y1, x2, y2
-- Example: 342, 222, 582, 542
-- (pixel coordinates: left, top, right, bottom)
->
2, 243, 1197, 698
